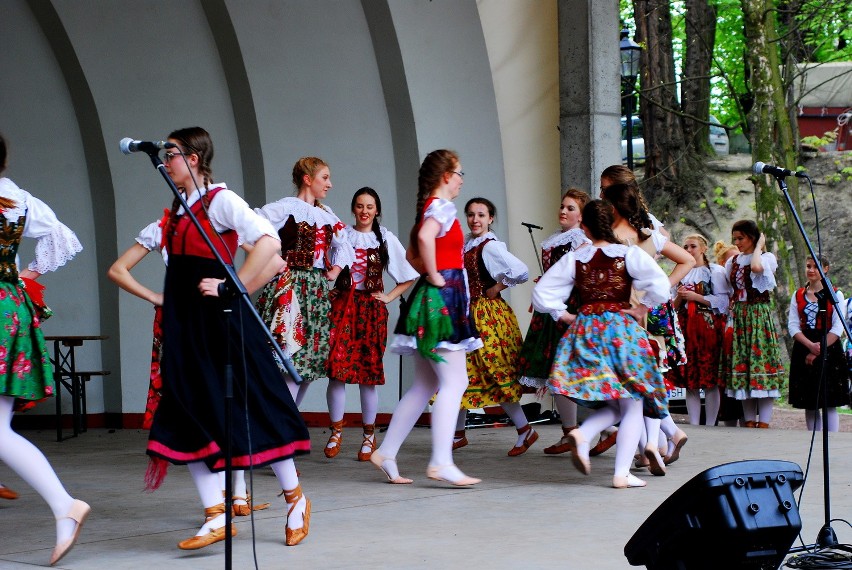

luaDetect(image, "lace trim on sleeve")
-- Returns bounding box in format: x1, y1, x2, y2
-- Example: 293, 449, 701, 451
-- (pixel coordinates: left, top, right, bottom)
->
29, 223, 83, 274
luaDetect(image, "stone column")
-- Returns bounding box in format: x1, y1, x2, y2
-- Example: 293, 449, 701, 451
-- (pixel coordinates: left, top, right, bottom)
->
558, 0, 622, 196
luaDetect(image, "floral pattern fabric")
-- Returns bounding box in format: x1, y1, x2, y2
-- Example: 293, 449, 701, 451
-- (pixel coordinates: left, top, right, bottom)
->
327, 289, 388, 385
462, 297, 524, 408
719, 301, 785, 399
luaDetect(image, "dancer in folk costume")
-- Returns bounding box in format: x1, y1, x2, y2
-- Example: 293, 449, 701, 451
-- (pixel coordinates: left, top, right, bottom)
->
452, 197, 533, 456
672, 234, 731, 427
599, 167, 694, 472
370, 149, 483, 486
787, 256, 849, 431
0, 133, 88, 565
533, 200, 671, 489
517, 188, 591, 455
713, 240, 744, 427
109, 181, 273, 520
719, 220, 785, 428
130, 127, 311, 549
324, 187, 418, 460
255, 157, 354, 405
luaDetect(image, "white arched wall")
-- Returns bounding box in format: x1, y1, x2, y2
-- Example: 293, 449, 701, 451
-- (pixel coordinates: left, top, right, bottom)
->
2, 0, 513, 426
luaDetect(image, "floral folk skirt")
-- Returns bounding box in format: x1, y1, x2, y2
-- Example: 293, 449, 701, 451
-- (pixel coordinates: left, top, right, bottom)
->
674, 304, 725, 390
518, 309, 567, 390
549, 309, 669, 419
462, 297, 523, 408
327, 288, 388, 385
719, 301, 784, 399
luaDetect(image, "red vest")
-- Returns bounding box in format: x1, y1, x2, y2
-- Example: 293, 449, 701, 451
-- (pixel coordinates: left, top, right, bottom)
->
166, 187, 239, 260
422, 197, 463, 270
794, 286, 834, 332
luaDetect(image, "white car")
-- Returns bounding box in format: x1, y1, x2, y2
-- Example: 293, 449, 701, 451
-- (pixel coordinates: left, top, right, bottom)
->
621, 115, 729, 163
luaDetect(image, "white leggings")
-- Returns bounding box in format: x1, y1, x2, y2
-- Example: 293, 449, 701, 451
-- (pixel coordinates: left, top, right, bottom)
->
327, 380, 378, 425
742, 397, 774, 424
190, 458, 299, 508
378, 350, 469, 467
577, 398, 644, 478
0, 396, 74, 520
805, 408, 839, 432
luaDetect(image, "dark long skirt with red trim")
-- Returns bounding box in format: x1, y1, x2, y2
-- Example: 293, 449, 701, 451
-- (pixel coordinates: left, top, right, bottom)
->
145, 254, 310, 489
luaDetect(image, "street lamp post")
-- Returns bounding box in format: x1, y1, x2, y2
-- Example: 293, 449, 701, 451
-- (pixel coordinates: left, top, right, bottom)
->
620, 29, 641, 171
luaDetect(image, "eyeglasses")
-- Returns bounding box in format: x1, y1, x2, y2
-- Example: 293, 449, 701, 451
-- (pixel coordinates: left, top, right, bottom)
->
452, 170, 465, 178
162, 151, 183, 163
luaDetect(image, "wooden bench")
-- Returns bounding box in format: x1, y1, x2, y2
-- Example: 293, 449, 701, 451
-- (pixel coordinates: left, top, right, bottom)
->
77, 370, 111, 433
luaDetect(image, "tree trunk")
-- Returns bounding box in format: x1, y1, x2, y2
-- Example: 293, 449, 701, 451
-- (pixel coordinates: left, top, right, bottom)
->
741, 0, 807, 331
633, 0, 706, 210
681, 0, 716, 155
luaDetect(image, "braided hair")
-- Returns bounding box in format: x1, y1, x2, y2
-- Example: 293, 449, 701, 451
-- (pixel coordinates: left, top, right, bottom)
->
600, 183, 653, 241
351, 187, 389, 267
581, 200, 621, 244
409, 149, 459, 256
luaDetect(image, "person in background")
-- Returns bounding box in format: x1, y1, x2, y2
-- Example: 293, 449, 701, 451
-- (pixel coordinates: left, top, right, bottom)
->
255, 157, 354, 405
672, 234, 731, 428
787, 256, 849, 431
517, 188, 591, 455
454, 197, 532, 456
533, 200, 671, 489
719, 220, 784, 428
324, 187, 418, 460
370, 149, 482, 486
713, 240, 743, 427
0, 132, 88, 565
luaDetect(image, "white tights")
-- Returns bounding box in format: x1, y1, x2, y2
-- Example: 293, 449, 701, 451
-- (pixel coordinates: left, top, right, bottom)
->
0, 396, 76, 543
326, 380, 378, 425
285, 375, 311, 407
742, 397, 774, 424
805, 408, 839, 432
377, 350, 469, 468
577, 398, 644, 478
686, 388, 721, 426
189, 457, 303, 535
555, 395, 578, 427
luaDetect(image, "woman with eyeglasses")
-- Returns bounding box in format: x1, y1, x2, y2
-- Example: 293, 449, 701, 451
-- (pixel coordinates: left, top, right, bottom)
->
111, 127, 312, 549
370, 150, 482, 486
0, 132, 88, 565
254, 157, 354, 406
323, 187, 418, 461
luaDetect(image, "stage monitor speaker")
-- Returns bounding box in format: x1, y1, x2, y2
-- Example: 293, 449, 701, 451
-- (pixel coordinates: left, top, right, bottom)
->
624, 459, 803, 570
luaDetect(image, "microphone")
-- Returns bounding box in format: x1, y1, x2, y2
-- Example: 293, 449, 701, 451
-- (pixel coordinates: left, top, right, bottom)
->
521, 221, 543, 230
119, 138, 176, 155
753, 161, 807, 179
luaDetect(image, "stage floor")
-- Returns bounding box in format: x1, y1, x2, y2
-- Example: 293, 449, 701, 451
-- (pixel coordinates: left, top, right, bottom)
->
2, 422, 851, 569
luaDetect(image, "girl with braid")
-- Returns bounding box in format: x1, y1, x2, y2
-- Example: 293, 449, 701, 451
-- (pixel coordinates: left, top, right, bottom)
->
599, 166, 693, 473
114, 127, 312, 549
371, 149, 482, 486
254, 157, 354, 405
0, 132, 87, 565
533, 200, 670, 489
324, 187, 418, 460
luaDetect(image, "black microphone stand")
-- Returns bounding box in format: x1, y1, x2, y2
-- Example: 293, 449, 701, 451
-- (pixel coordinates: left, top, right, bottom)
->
772, 173, 850, 552
141, 150, 302, 570
522, 223, 544, 275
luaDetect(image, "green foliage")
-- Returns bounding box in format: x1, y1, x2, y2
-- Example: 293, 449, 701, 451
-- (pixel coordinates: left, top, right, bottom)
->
801, 130, 837, 149
711, 186, 737, 211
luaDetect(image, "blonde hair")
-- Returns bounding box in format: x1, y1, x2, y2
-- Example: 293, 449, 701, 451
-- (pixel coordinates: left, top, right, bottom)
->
683, 234, 710, 267
713, 240, 738, 265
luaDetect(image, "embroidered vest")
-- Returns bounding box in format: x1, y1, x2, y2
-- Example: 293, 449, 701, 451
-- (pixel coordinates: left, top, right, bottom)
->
353, 246, 385, 292
574, 249, 632, 313
278, 217, 333, 270
0, 212, 25, 284
730, 259, 770, 304
543, 243, 572, 272
464, 238, 498, 300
